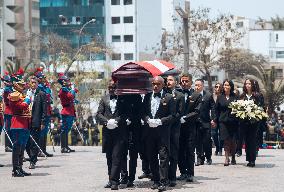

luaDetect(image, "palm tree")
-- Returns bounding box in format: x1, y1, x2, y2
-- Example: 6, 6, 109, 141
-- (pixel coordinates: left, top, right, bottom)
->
245, 65, 284, 114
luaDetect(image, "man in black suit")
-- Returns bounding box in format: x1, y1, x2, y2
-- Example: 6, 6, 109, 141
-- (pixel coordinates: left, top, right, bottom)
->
25, 76, 47, 170
96, 80, 127, 190
143, 76, 175, 192
195, 79, 216, 166
177, 73, 201, 182
166, 75, 185, 187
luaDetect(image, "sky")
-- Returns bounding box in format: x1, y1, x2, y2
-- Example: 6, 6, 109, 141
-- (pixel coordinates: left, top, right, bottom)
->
190, 0, 284, 20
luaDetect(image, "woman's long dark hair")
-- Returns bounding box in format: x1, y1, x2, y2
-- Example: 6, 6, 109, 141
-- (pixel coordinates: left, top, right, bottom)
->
221, 79, 235, 97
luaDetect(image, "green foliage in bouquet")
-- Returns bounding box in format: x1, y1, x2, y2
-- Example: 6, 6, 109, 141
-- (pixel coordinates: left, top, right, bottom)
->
228, 100, 268, 121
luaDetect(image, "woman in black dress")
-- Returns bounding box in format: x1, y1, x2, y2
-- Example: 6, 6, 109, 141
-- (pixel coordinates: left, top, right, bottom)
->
215, 79, 238, 166
239, 79, 262, 167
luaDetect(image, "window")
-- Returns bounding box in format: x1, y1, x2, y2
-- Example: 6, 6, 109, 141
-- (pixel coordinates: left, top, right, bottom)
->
276, 34, 279, 42
123, 16, 133, 23
276, 51, 284, 58
32, 1, 39, 10
111, 0, 120, 5
112, 35, 121, 42
112, 17, 120, 24
202, 75, 218, 81
236, 21, 243, 28
124, 53, 133, 60
124, 35, 133, 42
124, 0, 132, 5
112, 53, 121, 60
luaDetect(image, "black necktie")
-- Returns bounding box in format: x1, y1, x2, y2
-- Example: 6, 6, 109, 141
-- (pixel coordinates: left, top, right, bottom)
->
154, 92, 161, 98
110, 95, 117, 100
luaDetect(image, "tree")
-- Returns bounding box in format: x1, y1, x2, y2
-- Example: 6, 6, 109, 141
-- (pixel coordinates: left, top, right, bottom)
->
189, 8, 243, 92
271, 15, 284, 30
218, 48, 266, 79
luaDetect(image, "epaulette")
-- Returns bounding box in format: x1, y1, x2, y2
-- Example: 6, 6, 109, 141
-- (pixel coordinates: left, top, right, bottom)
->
9, 91, 22, 102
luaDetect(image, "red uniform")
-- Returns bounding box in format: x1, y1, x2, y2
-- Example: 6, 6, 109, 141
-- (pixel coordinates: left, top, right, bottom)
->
8, 91, 31, 130
4, 89, 13, 115
58, 88, 76, 117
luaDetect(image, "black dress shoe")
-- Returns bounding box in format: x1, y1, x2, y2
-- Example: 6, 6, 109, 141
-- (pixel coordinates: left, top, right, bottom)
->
0, 164, 4, 167
111, 184, 119, 190
247, 162, 255, 167
151, 183, 159, 190
61, 148, 70, 153
29, 162, 36, 169
44, 152, 54, 157
177, 174, 187, 180
67, 147, 75, 152
20, 168, 32, 176
5, 147, 13, 152
12, 169, 24, 177
195, 158, 203, 166
207, 159, 212, 165
158, 184, 166, 192
168, 180, 176, 187
186, 175, 194, 182
214, 151, 218, 156
127, 181, 135, 188
138, 172, 151, 179
236, 152, 242, 157
231, 158, 236, 165
104, 181, 112, 188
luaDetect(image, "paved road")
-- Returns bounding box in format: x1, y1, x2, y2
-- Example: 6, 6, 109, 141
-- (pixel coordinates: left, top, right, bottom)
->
0, 146, 283, 192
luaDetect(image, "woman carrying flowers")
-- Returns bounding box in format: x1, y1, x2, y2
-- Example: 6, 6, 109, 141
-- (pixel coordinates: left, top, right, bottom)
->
215, 80, 238, 166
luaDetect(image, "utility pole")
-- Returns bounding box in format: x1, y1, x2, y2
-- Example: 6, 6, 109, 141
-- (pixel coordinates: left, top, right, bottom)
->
175, 1, 190, 73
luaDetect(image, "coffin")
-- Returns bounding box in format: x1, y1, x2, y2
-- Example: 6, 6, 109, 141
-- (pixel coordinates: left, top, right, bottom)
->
112, 62, 152, 95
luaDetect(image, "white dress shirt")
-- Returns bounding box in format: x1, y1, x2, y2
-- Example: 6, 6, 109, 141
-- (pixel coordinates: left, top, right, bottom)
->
151, 90, 163, 117
109, 98, 117, 114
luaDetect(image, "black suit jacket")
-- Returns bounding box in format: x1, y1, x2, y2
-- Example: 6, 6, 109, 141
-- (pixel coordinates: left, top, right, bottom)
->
215, 94, 238, 124
31, 89, 47, 130
143, 91, 176, 147
96, 94, 127, 152
198, 90, 216, 129
171, 90, 185, 122
183, 91, 202, 123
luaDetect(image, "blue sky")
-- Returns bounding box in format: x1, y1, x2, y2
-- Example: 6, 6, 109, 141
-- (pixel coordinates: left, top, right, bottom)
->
190, 0, 284, 20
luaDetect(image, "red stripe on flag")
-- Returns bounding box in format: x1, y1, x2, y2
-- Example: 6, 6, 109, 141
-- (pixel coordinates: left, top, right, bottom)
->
136, 61, 162, 77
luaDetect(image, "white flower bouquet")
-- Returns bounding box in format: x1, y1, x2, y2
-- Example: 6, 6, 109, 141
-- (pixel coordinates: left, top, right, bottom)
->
228, 100, 268, 122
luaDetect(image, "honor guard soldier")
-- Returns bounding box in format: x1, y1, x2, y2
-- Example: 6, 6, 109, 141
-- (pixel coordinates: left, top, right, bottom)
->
1, 72, 13, 152
9, 68, 32, 177
35, 68, 53, 157
0, 88, 4, 167
58, 73, 77, 153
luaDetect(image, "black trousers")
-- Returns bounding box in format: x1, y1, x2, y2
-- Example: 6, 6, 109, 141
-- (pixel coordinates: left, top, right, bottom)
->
26, 129, 40, 164
196, 127, 212, 161
236, 126, 244, 154
178, 124, 196, 176
106, 134, 127, 185
168, 121, 181, 181
241, 122, 258, 162
146, 132, 169, 184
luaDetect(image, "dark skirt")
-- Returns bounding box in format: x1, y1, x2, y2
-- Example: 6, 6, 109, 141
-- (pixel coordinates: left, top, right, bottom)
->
220, 122, 238, 141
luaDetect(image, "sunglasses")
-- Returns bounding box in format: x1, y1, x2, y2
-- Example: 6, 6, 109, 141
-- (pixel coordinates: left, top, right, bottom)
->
215, 85, 220, 88
181, 80, 189, 83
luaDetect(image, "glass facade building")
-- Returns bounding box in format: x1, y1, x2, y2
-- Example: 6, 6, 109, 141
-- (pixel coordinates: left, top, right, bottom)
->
40, 0, 105, 60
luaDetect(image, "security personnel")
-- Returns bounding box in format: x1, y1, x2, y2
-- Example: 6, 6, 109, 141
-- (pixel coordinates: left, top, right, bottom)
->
166, 75, 185, 187
1, 72, 13, 152
177, 73, 202, 182
35, 68, 53, 157
96, 80, 127, 190
25, 76, 47, 169
143, 76, 175, 192
58, 73, 77, 153
9, 68, 32, 177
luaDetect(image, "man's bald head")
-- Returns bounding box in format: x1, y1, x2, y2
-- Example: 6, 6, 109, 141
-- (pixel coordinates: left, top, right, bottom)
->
152, 76, 165, 93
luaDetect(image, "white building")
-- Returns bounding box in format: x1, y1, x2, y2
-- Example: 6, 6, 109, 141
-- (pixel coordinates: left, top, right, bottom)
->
105, 0, 185, 69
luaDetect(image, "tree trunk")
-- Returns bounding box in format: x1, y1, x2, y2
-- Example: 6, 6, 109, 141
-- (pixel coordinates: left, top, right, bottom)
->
205, 68, 213, 93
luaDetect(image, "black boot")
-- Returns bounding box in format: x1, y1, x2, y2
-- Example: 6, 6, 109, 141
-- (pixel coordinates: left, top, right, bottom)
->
66, 132, 75, 152
61, 132, 70, 153
42, 135, 53, 157
12, 146, 24, 177
19, 146, 31, 176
